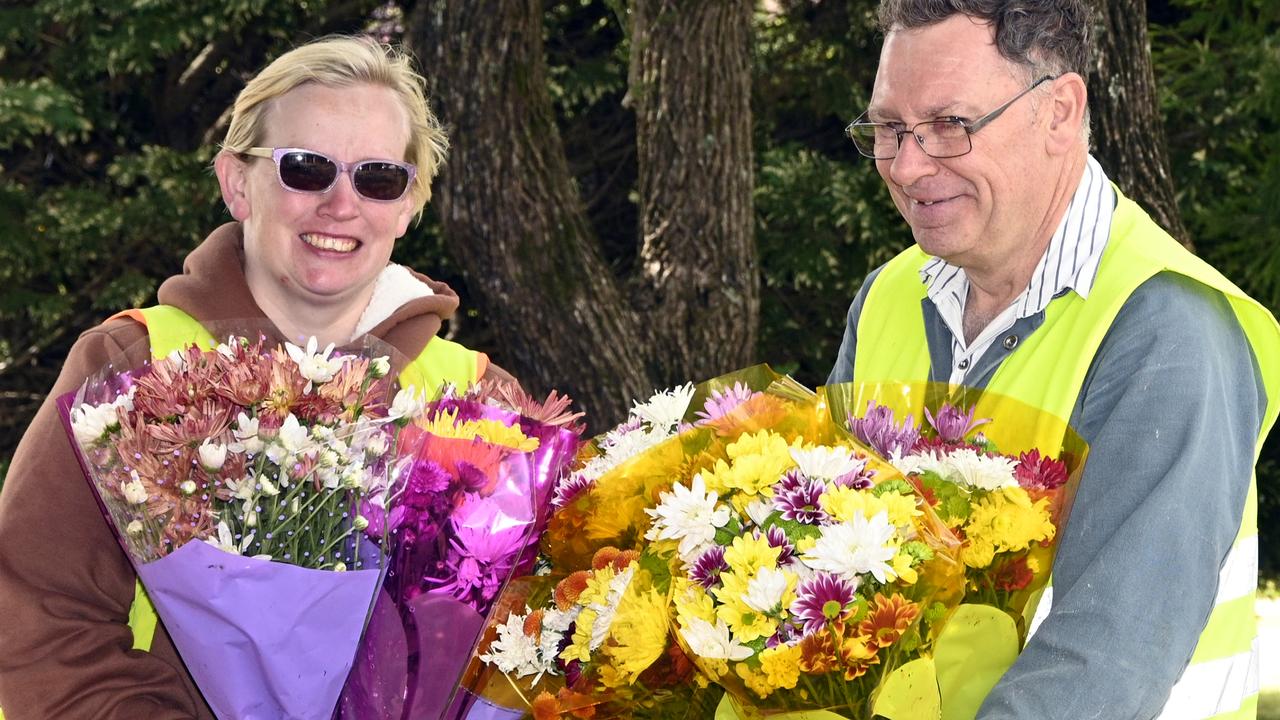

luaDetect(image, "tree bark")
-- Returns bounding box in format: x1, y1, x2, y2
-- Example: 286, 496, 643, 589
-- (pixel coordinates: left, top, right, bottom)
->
630, 0, 759, 386
405, 0, 758, 426
1088, 0, 1193, 250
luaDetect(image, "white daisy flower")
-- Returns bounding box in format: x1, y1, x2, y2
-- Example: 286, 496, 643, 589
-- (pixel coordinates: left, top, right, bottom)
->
742, 566, 791, 614
644, 474, 732, 564
942, 448, 1018, 490
801, 511, 898, 584
121, 472, 148, 505
479, 610, 550, 678
790, 445, 863, 481
743, 497, 775, 528
70, 402, 120, 446
678, 615, 754, 661
630, 383, 695, 430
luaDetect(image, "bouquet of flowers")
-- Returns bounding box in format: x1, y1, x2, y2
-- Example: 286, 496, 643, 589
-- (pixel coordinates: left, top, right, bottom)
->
338, 381, 585, 719
471, 367, 1085, 720
58, 333, 416, 719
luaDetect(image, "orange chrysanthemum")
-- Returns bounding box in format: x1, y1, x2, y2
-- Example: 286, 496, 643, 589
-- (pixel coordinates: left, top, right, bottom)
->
524, 609, 545, 639
531, 691, 562, 720
554, 570, 592, 610
798, 632, 838, 674
858, 593, 920, 650
592, 547, 622, 570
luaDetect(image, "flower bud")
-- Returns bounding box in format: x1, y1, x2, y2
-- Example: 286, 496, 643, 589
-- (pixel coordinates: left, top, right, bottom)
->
198, 440, 228, 471
353, 515, 369, 531
126, 520, 144, 535
179, 480, 197, 495
370, 357, 391, 379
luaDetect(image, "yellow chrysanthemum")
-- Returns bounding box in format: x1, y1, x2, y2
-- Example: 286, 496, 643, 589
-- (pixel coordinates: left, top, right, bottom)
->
759, 643, 803, 692
415, 411, 539, 451
602, 584, 670, 685
715, 570, 779, 643
821, 486, 920, 529
471, 419, 540, 451
877, 491, 923, 528
585, 493, 648, 542
736, 662, 776, 699
674, 579, 717, 626
722, 533, 780, 576
892, 551, 919, 585
580, 566, 617, 607
819, 485, 877, 524
561, 607, 598, 663
700, 431, 796, 506
961, 487, 1055, 569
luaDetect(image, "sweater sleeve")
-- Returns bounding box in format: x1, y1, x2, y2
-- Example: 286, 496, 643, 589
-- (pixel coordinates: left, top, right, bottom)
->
977, 272, 1265, 719
0, 323, 208, 719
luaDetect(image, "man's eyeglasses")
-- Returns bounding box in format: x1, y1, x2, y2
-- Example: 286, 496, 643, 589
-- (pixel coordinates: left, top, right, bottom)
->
845, 75, 1056, 160
243, 147, 417, 202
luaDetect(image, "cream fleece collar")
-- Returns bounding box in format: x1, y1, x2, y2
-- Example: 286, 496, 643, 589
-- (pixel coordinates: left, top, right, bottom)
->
352, 264, 435, 339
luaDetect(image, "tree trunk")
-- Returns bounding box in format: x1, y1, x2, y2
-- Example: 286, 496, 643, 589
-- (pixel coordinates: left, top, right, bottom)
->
405, 0, 757, 426
1088, 0, 1193, 250
630, 0, 759, 386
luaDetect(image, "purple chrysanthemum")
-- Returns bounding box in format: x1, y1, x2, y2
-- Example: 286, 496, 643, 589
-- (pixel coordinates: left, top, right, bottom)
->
848, 401, 920, 458
551, 473, 596, 508
693, 382, 758, 425
772, 474, 829, 524
789, 572, 858, 636
924, 403, 990, 444
765, 526, 796, 565
690, 545, 729, 588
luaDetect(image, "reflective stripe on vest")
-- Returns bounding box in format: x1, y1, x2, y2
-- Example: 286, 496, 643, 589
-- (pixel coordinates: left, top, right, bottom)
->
851, 188, 1280, 717
117, 305, 481, 652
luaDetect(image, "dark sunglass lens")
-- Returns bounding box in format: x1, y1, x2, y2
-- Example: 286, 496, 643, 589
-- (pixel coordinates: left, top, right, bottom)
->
353, 163, 410, 201
279, 151, 338, 192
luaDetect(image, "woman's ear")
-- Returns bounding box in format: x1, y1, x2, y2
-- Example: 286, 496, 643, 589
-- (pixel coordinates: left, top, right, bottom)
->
214, 152, 252, 221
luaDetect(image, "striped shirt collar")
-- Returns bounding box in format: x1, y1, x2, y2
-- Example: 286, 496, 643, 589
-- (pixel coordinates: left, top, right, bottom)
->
919, 154, 1116, 320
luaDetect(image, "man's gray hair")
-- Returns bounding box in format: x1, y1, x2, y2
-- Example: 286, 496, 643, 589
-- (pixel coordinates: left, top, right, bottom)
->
877, 0, 1092, 81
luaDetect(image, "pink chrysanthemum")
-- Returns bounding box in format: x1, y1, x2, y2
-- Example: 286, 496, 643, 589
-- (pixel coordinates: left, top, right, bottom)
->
790, 572, 858, 637
764, 526, 796, 565
772, 472, 829, 525
693, 382, 758, 425
551, 473, 596, 508
690, 545, 729, 588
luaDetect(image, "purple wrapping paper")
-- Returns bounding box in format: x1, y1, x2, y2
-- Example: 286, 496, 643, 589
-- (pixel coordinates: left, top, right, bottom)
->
338, 400, 581, 719
136, 541, 382, 720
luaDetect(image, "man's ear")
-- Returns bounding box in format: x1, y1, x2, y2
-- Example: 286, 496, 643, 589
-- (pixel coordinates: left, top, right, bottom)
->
213, 151, 252, 221
1046, 72, 1088, 154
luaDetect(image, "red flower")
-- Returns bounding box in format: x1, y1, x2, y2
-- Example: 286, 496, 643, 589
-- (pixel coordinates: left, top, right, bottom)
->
1014, 450, 1068, 491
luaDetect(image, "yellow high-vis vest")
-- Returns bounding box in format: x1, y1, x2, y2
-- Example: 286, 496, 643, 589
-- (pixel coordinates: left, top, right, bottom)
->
110, 306, 481, 655
850, 189, 1280, 719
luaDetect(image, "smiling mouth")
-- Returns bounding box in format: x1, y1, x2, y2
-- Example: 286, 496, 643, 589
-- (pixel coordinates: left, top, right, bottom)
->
301, 233, 358, 253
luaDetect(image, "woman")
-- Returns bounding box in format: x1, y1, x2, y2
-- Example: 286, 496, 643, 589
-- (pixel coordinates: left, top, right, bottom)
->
0, 36, 507, 718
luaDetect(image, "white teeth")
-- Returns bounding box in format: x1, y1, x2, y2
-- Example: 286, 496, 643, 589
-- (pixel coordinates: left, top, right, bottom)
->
301, 234, 357, 253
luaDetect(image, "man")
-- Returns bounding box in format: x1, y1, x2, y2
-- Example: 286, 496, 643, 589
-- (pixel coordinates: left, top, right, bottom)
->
829, 1, 1279, 718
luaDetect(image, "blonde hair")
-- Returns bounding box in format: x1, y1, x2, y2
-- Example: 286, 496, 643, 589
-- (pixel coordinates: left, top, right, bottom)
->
220, 35, 448, 216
